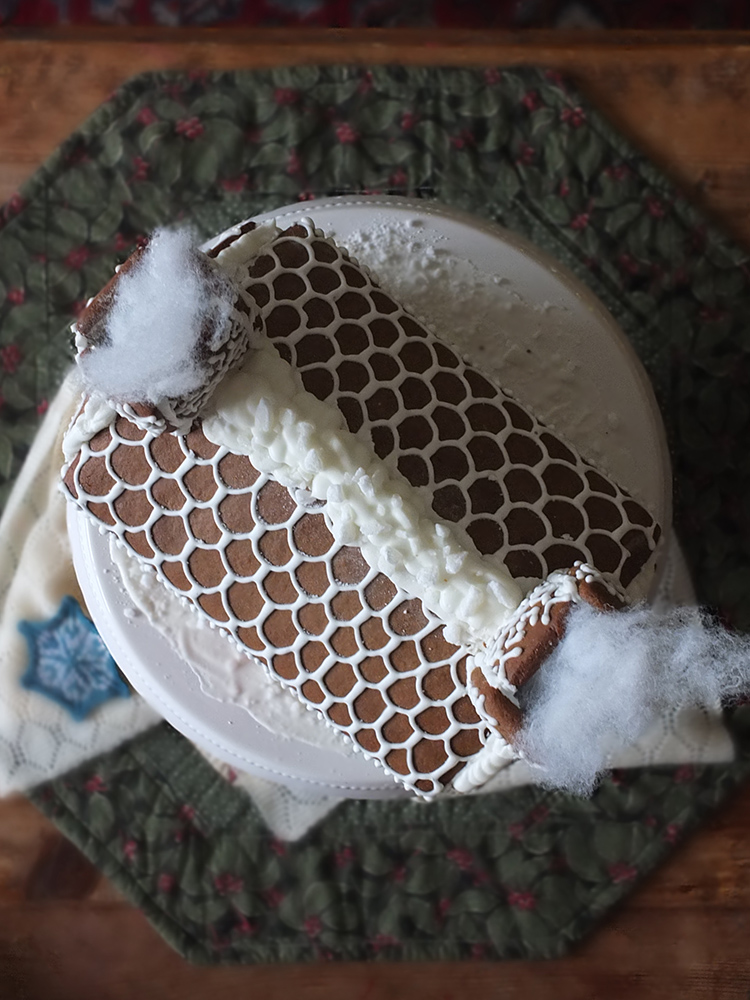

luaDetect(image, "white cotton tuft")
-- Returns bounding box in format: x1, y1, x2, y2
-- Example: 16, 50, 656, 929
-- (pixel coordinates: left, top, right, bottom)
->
78, 228, 236, 404
516, 603, 750, 797
515, 604, 750, 795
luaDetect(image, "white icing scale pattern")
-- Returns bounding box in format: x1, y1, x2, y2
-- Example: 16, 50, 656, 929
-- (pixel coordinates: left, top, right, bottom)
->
233, 221, 661, 598
63, 417, 491, 797
484, 561, 624, 689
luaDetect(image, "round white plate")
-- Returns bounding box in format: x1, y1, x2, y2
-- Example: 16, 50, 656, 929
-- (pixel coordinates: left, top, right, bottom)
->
69, 195, 673, 799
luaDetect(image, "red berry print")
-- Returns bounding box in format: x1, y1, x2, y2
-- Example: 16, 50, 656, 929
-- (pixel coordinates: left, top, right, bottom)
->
1, 344, 22, 373
175, 117, 204, 140
335, 122, 359, 144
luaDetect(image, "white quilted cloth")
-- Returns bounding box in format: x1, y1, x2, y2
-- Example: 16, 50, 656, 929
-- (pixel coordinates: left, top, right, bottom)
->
0, 373, 735, 840
0, 375, 159, 794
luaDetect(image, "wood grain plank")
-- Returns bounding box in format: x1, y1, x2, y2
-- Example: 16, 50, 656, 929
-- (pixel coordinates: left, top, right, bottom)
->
0, 788, 749, 998
1, 32, 750, 240
1, 902, 750, 999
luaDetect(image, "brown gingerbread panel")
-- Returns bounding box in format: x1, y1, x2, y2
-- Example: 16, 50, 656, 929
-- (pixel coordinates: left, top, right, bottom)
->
242, 224, 659, 590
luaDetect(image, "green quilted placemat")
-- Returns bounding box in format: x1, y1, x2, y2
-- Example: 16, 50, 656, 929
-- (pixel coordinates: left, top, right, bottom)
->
0, 65, 747, 962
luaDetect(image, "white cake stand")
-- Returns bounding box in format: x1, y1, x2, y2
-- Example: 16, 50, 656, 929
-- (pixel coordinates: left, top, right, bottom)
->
69, 195, 674, 799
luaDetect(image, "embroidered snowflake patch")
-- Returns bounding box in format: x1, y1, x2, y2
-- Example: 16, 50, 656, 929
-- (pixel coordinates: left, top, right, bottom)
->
19, 595, 130, 721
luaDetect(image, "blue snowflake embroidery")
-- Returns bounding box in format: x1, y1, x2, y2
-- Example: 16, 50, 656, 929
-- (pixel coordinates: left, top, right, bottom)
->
19, 595, 130, 721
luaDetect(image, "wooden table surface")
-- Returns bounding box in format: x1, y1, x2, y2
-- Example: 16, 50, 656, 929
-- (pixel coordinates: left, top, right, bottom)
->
2, 28, 750, 1000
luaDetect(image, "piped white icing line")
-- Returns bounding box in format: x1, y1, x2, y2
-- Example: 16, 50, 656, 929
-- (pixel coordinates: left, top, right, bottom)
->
202, 336, 523, 649
62, 391, 117, 464
213, 221, 280, 280
484, 561, 623, 688
455, 563, 625, 792
451, 730, 516, 793
446, 660, 517, 793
